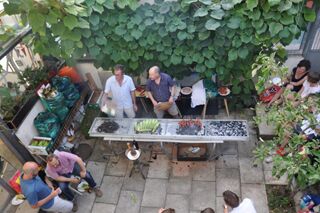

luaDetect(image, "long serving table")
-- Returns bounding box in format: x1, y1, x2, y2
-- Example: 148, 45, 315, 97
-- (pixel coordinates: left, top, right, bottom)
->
88, 118, 249, 160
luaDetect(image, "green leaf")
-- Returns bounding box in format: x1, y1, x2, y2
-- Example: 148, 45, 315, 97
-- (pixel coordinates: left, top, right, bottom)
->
103, 0, 114, 9
144, 18, 154, 26
228, 49, 238, 61
82, 29, 91, 38
89, 14, 100, 25
29, 12, 46, 36
78, 18, 90, 29
131, 29, 142, 39
117, 0, 129, 9
92, 4, 104, 14
3, 2, 20, 15
177, 31, 188, 41
171, 54, 182, 65
205, 59, 216, 68
198, 31, 211, 40
154, 15, 165, 24
221, 0, 235, 10
205, 19, 221, 31
278, 0, 292, 12
238, 48, 249, 59
128, 1, 139, 10
96, 0, 106, 4
95, 36, 107, 45
89, 46, 101, 57
303, 8, 316, 22
159, 4, 170, 14
210, 8, 225, 20
268, 22, 283, 36
279, 28, 290, 38
63, 15, 79, 30
247, 0, 258, 11
268, 0, 281, 6
227, 17, 241, 29
199, 0, 212, 5
47, 10, 59, 24
114, 25, 126, 36
240, 34, 252, 43
280, 14, 294, 25
51, 24, 66, 36
194, 7, 208, 17
252, 19, 264, 29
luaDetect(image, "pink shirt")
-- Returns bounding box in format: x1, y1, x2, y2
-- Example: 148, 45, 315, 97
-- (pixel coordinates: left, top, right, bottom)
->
45, 151, 78, 179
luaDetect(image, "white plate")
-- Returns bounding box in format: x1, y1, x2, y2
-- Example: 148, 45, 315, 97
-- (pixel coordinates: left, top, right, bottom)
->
77, 181, 89, 192
11, 195, 25, 206
272, 77, 281, 85
218, 88, 231, 96
125, 149, 141, 160
181, 87, 192, 95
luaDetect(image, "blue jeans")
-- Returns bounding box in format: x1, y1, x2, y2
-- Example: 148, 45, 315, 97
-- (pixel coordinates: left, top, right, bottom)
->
59, 163, 97, 201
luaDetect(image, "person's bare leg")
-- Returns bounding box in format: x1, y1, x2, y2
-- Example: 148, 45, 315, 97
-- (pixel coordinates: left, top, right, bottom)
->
268, 88, 284, 107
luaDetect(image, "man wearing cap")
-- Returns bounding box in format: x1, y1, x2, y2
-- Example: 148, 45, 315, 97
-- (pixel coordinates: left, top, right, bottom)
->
146, 66, 179, 118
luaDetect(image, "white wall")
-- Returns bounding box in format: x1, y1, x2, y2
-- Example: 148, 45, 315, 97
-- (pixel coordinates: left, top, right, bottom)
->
15, 100, 45, 146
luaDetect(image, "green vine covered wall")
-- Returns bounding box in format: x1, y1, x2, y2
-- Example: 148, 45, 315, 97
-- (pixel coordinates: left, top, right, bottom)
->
2, 0, 317, 100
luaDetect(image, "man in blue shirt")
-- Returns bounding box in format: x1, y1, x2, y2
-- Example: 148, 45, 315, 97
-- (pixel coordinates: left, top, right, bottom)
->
146, 66, 179, 118
20, 162, 74, 212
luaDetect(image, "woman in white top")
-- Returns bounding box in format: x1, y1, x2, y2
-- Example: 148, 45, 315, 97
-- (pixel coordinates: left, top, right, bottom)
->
223, 190, 257, 213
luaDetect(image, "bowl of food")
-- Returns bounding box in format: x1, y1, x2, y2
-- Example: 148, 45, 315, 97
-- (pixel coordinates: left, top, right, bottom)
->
181, 87, 192, 95
77, 181, 90, 193
218, 86, 230, 96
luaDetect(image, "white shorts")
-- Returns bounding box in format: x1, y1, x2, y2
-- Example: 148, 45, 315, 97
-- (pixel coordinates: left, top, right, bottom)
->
42, 196, 73, 213
115, 107, 135, 118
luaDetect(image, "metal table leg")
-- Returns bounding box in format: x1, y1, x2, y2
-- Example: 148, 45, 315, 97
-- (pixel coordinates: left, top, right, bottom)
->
223, 98, 230, 117
207, 143, 223, 161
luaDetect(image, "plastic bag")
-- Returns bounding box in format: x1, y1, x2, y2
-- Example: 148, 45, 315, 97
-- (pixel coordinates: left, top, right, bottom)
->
51, 76, 71, 91
34, 112, 61, 139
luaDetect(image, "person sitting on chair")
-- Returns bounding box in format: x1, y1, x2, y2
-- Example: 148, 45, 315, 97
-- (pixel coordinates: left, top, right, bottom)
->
146, 66, 180, 118
45, 151, 103, 201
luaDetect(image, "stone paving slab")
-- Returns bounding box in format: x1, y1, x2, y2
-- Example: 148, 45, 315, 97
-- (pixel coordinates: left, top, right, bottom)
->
216, 169, 240, 196
215, 154, 239, 169
264, 170, 288, 185
216, 196, 228, 213
165, 194, 189, 213
77, 192, 96, 213
96, 176, 124, 204
238, 137, 257, 158
122, 165, 146, 192
167, 177, 192, 195
141, 179, 168, 208
105, 156, 129, 177
192, 161, 215, 181
147, 154, 170, 179
239, 157, 264, 184
172, 161, 192, 177
241, 184, 269, 213
92, 203, 116, 213
190, 181, 215, 211
140, 207, 160, 213
88, 140, 110, 162
86, 161, 106, 186
14, 201, 38, 213
115, 191, 143, 213
218, 142, 238, 155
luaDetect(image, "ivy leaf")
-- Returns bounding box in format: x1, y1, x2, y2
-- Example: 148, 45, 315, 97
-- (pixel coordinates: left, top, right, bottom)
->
171, 54, 182, 65
63, 15, 79, 30
177, 31, 188, 41
182, 0, 198, 4
280, 14, 294, 25
279, 28, 290, 38
303, 8, 316, 22
82, 29, 91, 38
198, 31, 211, 40
3, 2, 20, 15
29, 12, 46, 36
210, 8, 225, 20
78, 18, 90, 29
199, 0, 212, 5
103, 0, 114, 9
46, 10, 60, 24
246, 0, 258, 11
144, 18, 154, 26
117, 0, 129, 9
238, 48, 249, 59
227, 17, 241, 29
228, 49, 238, 61
114, 25, 126, 36
131, 29, 143, 39
154, 15, 165, 24
128, 1, 140, 10
205, 19, 221, 31
278, 0, 292, 12
92, 4, 104, 14
268, 0, 281, 6
89, 14, 100, 25
241, 34, 252, 43
159, 4, 170, 14
96, 0, 106, 4
51, 24, 66, 36
89, 46, 101, 57
221, 0, 235, 10
194, 7, 208, 17
268, 22, 283, 36
205, 59, 216, 68
183, 55, 193, 64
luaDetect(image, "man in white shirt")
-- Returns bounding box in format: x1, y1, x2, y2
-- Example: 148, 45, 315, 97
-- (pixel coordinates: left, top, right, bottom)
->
102, 64, 137, 118
223, 190, 257, 213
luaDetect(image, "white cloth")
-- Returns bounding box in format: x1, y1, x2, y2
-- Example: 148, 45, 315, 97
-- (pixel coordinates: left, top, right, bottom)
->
104, 75, 136, 109
191, 80, 206, 108
230, 198, 257, 213
301, 81, 320, 98
42, 196, 73, 213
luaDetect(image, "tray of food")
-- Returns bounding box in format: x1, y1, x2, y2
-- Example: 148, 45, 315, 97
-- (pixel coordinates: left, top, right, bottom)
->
205, 120, 248, 137
133, 119, 165, 135
89, 118, 132, 136
165, 119, 205, 136
218, 86, 230, 96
